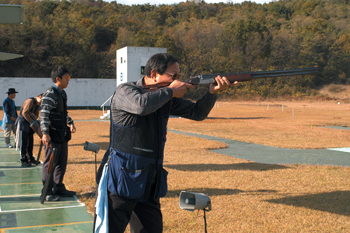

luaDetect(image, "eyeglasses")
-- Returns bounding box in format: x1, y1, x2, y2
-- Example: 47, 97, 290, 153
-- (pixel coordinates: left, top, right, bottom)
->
165, 72, 182, 80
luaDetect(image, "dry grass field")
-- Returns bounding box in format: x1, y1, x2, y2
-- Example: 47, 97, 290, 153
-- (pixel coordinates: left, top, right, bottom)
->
33, 99, 350, 232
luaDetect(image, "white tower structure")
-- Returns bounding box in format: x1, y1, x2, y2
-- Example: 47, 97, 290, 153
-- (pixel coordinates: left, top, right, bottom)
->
116, 46, 167, 87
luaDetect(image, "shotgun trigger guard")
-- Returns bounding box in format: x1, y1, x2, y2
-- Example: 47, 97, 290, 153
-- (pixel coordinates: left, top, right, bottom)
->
187, 77, 200, 85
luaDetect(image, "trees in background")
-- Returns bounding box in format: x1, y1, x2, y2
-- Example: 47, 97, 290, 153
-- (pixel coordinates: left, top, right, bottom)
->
1, 0, 350, 99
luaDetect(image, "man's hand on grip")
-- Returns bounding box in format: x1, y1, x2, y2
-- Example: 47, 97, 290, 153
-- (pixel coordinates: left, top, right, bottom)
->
169, 80, 195, 98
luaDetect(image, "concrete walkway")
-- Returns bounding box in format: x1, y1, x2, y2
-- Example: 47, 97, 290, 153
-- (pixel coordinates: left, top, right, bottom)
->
0, 135, 93, 233
169, 130, 350, 167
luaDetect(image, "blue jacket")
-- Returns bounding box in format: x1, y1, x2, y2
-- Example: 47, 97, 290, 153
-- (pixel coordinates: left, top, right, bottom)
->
1, 97, 17, 130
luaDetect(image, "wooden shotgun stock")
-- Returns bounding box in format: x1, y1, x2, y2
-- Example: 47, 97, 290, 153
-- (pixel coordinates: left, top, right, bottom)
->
40, 146, 57, 204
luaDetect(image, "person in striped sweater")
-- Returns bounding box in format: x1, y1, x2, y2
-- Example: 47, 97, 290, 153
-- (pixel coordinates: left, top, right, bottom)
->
39, 65, 76, 202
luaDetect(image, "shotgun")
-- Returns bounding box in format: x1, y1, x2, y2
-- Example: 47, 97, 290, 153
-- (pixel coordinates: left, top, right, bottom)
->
40, 146, 57, 204
187, 67, 319, 85
142, 67, 319, 91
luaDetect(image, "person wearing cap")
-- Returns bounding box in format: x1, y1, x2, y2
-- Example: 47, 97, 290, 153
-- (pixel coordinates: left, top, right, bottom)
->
18, 93, 43, 167
1, 88, 18, 148
39, 65, 77, 202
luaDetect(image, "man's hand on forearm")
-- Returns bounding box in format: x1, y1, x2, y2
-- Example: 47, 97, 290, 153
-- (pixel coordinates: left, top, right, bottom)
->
209, 76, 238, 94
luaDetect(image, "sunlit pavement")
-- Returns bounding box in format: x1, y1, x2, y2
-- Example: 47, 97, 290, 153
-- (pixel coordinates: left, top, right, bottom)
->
169, 130, 350, 167
0, 135, 93, 233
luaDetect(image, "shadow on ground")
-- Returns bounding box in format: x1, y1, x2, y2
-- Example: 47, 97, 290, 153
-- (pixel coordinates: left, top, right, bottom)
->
165, 188, 278, 198
164, 162, 289, 172
266, 190, 350, 216
206, 117, 268, 120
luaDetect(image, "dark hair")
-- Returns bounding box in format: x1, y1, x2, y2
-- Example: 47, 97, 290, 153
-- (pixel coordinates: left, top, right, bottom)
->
144, 53, 178, 77
51, 65, 69, 83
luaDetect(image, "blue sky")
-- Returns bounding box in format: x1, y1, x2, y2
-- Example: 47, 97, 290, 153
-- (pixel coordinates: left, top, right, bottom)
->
107, 0, 273, 5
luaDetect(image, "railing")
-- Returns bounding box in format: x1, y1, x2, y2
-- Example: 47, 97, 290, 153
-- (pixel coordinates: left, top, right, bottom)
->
100, 95, 113, 115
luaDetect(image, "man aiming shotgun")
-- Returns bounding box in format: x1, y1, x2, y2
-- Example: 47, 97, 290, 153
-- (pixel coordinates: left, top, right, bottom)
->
94, 54, 318, 232
94, 53, 238, 233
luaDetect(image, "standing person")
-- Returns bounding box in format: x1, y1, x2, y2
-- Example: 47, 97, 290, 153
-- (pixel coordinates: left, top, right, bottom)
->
94, 53, 237, 232
1, 88, 18, 148
40, 65, 76, 201
19, 93, 43, 167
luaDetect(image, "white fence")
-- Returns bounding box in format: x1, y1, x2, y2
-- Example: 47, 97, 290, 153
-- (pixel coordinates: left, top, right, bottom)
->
0, 77, 116, 108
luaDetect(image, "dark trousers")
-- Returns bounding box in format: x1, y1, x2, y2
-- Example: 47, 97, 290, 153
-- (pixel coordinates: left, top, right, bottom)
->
94, 189, 163, 233
42, 141, 68, 193
20, 131, 34, 162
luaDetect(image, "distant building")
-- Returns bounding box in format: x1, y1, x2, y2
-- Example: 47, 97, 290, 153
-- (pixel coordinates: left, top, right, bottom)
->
116, 46, 167, 87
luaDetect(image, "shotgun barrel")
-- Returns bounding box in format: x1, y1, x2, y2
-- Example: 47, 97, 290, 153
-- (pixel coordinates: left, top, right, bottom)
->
188, 67, 319, 85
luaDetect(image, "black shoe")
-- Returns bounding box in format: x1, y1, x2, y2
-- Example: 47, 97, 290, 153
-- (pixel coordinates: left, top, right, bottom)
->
40, 189, 61, 202
40, 194, 61, 201
21, 161, 32, 167
30, 159, 40, 165
54, 185, 76, 197
45, 194, 61, 201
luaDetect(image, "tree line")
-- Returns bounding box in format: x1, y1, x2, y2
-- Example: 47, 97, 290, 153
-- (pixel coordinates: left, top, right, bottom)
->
1, 0, 350, 99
